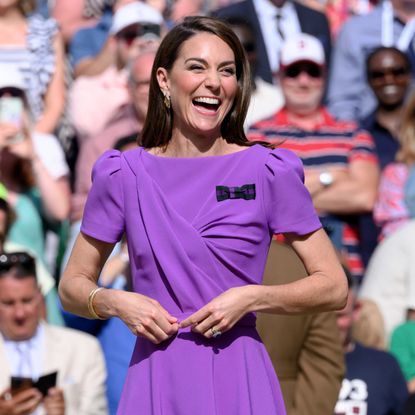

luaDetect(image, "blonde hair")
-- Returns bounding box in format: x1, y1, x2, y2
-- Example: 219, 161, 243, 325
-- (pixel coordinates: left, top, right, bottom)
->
397, 89, 415, 164
18, 0, 36, 15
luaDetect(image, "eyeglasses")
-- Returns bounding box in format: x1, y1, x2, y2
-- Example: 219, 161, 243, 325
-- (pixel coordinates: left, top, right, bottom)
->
0, 252, 35, 273
117, 24, 161, 46
368, 66, 409, 81
0, 87, 25, 99
283, 63, 323, 79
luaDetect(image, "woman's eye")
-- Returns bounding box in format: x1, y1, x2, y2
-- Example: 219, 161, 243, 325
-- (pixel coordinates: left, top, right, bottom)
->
222, 67, 236, 76
189, 65, 204, 71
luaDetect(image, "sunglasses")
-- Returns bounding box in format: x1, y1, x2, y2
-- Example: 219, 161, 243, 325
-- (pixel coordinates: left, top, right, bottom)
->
118, 24, 161, 46
0, 87, 25, 98
0, 252, 35, 273
283, 63, 323, 79
368, 66, 409, 81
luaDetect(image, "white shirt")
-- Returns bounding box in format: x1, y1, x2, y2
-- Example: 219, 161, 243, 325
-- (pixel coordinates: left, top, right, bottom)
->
245, 77, 284, 130
3, 324, 44, 381
32, 132, 70, 180
253, 0, 301, 73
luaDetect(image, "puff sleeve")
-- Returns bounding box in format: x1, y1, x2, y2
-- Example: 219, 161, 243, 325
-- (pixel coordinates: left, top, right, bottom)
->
81, 150, 125, 243
263, 148, 321, 235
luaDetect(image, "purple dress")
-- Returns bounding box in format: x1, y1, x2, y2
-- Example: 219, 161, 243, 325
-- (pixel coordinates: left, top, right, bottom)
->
81, 144, 321, 414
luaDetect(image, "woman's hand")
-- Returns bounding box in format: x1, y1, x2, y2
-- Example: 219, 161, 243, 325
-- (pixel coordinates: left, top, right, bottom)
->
179, 286, 254, 338
115, 290, 179, 344
0, 122, 33, 159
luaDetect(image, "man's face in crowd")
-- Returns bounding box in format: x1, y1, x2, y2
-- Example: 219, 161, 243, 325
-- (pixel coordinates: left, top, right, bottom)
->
116, 23, 160, 67
368, 50, 411, 109
0, 275, 42, 341
128, 52, 155, 120
280, 60, 325, 114
335, 289, 358, 348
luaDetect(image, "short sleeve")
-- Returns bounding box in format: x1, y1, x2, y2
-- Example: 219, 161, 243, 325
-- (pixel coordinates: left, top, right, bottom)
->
263, 148, 321, 235
81, 150, 125, 243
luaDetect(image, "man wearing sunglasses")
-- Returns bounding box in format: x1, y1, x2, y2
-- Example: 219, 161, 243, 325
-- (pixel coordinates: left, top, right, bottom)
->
69, 1, 163, 143
249, 33, 380, 283
0, 252, 108, 415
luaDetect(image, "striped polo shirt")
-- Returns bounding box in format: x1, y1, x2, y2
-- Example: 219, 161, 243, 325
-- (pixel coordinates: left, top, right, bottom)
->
248, 107, 378, 280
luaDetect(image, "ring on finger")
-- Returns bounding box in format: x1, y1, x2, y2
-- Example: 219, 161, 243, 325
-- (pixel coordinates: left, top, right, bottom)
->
210, 327, 222, 338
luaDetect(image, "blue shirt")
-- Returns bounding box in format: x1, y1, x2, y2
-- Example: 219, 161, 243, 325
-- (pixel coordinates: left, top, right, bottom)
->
360, 112, 400, 171
69, 8, 112, 68
335, 343, 408, 415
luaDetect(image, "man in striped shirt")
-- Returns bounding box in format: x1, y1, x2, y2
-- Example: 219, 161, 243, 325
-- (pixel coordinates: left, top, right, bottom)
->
248, 33, 380, 281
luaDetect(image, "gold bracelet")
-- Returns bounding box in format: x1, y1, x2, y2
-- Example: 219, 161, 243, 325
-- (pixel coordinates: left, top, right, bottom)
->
87, 287, 107, 320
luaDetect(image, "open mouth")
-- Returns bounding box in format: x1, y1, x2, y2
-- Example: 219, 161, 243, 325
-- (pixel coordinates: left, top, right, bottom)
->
192, 96, 221, 113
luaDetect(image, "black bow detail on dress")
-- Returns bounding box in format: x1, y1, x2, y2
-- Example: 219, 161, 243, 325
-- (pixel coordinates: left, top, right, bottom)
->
216, 184, 256, 202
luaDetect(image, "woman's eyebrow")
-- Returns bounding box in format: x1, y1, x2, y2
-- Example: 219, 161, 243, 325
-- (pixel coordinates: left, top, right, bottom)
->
184, 57, 236, 67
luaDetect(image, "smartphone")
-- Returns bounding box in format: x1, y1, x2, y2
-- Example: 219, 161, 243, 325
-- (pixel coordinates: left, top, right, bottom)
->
11, 372, 57, 396
0, 97, 25, 144
0, 97, 23, 127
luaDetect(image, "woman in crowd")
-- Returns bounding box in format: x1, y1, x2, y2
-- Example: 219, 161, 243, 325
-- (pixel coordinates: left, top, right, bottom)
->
0, 0, 65, 133
59, 16, 347, 414
374, 89, 415, 239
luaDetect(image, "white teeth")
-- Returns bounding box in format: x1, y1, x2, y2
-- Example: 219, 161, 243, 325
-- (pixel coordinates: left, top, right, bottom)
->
382, 85, 399, 94
193, 97, 220, 105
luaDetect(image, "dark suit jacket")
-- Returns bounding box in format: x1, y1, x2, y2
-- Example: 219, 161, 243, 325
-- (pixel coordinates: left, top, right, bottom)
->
256, 240, 344, 415
213, 0, 331, 83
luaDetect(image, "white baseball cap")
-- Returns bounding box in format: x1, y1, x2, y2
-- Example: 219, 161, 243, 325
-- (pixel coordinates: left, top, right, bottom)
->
110, 2, 164, 36
0, 64, 26, 91
280, 33, 325, 68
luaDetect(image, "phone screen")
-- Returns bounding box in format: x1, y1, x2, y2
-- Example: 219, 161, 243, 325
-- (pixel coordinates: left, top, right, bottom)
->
0, 97, 23, 128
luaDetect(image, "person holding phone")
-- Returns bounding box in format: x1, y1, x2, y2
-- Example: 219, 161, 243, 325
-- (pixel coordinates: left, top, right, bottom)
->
0, 65, 70, 264
0, 252, 108, 415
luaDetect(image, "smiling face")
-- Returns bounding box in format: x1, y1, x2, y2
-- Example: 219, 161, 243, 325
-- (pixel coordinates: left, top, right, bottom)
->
368, 49, 411, 109
156, 32, 238, 143
280, 61, 325, 115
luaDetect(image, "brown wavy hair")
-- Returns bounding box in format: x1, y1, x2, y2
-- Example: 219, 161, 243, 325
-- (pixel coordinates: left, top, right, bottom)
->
141, 16, 261, 149
397, 89, 415, 164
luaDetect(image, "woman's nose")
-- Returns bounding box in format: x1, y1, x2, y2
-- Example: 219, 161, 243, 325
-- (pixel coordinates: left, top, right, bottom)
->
204, 70, 220, 90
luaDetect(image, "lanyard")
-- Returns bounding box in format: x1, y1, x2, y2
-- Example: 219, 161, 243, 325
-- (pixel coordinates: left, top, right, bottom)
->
382, 0, 415, 50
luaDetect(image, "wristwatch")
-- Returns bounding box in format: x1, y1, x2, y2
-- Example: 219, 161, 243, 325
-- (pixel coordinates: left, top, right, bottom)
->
319, 171, 334, 187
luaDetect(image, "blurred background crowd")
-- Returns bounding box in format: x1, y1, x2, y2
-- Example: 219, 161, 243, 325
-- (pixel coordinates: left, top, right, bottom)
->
1, 0, 415, 414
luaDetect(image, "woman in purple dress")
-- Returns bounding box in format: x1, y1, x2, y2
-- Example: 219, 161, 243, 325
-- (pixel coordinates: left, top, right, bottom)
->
59, 16, 347, 414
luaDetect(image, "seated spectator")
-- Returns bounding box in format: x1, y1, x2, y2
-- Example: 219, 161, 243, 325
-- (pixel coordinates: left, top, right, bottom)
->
68, 1, 163, 141
0, 196, 63, 327
0, 65, 70, 263
362, 47, 412, 171
359, 46, 412, 266
257, 240, 345, 415
226, 17, 284, 130
213, 0, 331, 84
249, 34, 379, 281
390, 310, 415, 394
0, 0, 65, 134
373, 89, 415, 239
68, 2, 114, 78
52, 0, 100, 46
359, 220, 415, 339
334, 271, 409, 415
328, 0, 415, 121
0, 252, 108, 414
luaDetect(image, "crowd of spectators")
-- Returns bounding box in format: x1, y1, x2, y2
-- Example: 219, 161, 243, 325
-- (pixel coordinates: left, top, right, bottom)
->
1, 0, 415, 414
